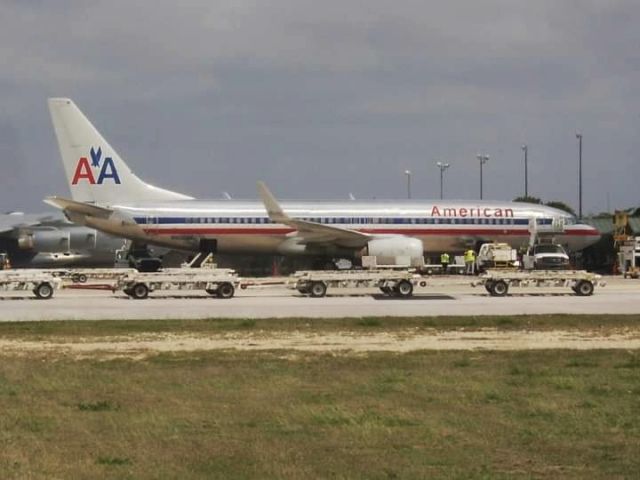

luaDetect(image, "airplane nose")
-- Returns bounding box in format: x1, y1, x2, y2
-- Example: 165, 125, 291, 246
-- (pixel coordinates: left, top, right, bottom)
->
582, 225, 601, 247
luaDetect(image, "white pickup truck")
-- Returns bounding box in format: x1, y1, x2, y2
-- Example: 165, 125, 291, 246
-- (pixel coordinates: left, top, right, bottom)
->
523, 243, 570, 270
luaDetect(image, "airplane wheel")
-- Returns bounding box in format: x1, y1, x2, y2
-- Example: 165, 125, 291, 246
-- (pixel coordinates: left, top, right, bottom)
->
575, 280, 594, 296
130, 283, 149, 300
216, 282, 235, 299
34, 282, 54, 300
394, 280, 413, 298
490, 280, 509, 297
309, 281, 327, 298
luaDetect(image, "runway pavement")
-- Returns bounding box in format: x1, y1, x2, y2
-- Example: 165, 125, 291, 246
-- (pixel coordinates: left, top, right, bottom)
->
0, 276, 638, 321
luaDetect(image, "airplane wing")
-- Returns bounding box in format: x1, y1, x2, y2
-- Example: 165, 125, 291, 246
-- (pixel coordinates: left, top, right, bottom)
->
0, 213, 57, 234
257, 181, 371, 248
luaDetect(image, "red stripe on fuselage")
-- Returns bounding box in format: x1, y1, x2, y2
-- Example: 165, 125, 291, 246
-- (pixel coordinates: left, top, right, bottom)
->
141, 227, 599, 237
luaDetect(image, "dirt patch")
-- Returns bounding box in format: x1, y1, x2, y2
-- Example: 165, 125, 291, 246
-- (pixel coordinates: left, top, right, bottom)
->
1, 328, 640, 358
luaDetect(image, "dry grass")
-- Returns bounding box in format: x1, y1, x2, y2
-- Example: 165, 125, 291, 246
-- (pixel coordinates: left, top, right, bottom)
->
0, 347, 639, 478
0, 313, 639, 340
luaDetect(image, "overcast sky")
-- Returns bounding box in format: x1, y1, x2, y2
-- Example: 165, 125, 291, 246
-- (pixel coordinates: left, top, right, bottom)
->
1, 0, 639, 214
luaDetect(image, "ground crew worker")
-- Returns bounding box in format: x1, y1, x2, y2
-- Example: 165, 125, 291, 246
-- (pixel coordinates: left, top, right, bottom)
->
464, 249, 476, 275
440, 252, 450, 274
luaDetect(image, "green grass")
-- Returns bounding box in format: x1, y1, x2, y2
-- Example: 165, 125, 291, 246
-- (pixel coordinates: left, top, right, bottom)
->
0, 348, 639, 478
0, 314, 638, 339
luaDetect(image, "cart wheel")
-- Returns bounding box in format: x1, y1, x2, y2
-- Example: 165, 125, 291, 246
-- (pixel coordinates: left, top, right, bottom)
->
205, 288, 217, 295
309, 281, 327, 298
484, 280, 494, 293
78, 274, 88, 283
575, 280, 594, 296
34, 282, 54, 300
216, 282, 235, 299
490, 280, 509, 297
379, 286, 391, 295
130, 283, 149, 300
394, 280, 414, 298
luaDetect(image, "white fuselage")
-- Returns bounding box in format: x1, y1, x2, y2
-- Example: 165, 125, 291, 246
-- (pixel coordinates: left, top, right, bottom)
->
109, 199, 600, 255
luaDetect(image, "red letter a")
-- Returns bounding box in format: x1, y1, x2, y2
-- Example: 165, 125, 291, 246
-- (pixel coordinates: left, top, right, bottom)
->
71, 158, 96, 185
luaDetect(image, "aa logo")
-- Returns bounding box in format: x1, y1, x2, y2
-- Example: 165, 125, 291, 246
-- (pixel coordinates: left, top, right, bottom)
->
71, 147, 121, 185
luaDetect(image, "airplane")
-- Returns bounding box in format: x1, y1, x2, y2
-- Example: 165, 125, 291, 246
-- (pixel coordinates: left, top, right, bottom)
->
44, 98, 600, 267
0, 211, 128, 268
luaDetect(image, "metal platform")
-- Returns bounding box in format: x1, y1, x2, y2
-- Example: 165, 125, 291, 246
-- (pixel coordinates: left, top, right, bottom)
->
472, 269, 605, 297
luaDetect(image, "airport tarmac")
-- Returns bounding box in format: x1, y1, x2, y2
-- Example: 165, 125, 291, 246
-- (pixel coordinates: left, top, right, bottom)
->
0, 276, 638, 321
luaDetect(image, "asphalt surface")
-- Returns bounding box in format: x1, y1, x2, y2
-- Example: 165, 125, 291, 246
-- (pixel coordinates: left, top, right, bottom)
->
0, 275, 637, 321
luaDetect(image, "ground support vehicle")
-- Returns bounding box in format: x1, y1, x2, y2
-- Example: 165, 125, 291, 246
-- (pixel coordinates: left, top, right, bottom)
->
118, 268, 239, 299
617, 237, 640, 279
0, 270, 62, 299
290, 269, 424, 298
472, 270, 604, 297
522, 243, 570, 270
476, 243, 518, 272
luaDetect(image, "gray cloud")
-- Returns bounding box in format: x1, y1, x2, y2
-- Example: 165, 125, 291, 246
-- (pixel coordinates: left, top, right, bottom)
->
0, 0, 638, 214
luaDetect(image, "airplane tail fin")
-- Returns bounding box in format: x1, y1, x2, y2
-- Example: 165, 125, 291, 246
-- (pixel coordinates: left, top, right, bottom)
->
48, 98, 192, 205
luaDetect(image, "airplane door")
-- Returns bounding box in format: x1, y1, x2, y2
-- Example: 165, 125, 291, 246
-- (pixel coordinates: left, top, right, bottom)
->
537, 216, 566, 234
551, 216, 565, 233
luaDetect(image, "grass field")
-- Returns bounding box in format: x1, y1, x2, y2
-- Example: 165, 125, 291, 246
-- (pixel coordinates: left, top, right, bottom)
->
0, 316, 639, 478
0, 313, 638, 338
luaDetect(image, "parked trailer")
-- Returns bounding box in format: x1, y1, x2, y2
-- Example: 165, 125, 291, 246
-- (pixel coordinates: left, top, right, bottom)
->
118, 268, 240, 299
472, 270, 604, 297
290, 269, 423, 298
61, 268, 136, 284
0, 270, 62, 299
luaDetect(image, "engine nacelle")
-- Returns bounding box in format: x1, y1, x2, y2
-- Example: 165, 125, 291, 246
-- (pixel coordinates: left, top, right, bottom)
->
18, 231, 69, 252
17, 228, 98, 253
364, 237, 424, 266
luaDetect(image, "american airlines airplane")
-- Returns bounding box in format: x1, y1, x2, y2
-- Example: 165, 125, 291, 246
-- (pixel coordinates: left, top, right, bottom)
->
44, 98, 600, 266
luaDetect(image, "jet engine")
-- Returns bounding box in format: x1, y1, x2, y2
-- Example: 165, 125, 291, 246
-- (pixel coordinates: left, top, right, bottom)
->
17, 228, 98, 253
363, 237, 424, 266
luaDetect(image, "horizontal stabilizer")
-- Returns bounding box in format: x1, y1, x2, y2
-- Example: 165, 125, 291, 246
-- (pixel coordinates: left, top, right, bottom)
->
44, 196, 114, 219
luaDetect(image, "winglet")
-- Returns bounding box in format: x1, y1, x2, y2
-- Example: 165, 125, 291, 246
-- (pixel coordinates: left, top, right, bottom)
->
257, 181, 289, 223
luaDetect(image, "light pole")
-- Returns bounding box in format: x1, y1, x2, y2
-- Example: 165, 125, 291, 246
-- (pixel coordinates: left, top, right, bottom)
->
576, 133, 583, 219
476, 154, 490, 199
521, 145, 528, 198
436, 162, 450, 200
404, 170, 412, 199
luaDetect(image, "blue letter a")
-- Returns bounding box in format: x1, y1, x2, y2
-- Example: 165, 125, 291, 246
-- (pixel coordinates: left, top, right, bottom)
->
97, 157, 121, 184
